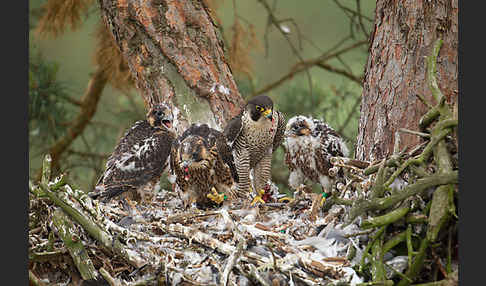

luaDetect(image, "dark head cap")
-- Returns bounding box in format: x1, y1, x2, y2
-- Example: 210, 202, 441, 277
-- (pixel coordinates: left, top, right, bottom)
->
246, 95, 274, 121
246, 95, 274, 109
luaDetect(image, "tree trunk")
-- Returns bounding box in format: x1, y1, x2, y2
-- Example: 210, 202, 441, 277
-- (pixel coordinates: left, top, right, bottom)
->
97, 0, 245, 130
356, 0, 458, 161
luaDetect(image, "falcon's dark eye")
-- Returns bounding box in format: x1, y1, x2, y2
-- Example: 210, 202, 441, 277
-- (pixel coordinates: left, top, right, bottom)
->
155, 110, 163, 117
292, 125, 299, 130
255, 106, 264, 112
192, 152, 201, 161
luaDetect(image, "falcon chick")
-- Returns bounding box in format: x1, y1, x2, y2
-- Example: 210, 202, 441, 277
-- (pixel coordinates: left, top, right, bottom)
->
283, 115, 349, 219
224, 95, 285, 205
93, 103, 176, 204
170, 124, 236, 209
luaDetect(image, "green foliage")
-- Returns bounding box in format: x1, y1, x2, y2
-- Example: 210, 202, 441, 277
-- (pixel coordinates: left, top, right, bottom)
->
29, 49, 72, 145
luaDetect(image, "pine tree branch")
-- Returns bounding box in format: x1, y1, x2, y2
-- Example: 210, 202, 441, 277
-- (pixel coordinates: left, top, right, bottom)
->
36, 68, 107, 181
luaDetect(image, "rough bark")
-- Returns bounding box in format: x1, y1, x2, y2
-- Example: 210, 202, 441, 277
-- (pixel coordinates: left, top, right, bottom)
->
356, 0, 458, 161
97, 0, 245, 130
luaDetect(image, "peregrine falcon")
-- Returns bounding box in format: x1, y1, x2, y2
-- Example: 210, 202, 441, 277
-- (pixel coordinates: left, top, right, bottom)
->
223, 95, 285, 205
92, 103, 176, 203
283, 115, 349, 218
170, 124, 236, 209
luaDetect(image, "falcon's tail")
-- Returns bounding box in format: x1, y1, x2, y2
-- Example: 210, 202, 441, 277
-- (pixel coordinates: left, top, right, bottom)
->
90, 186, 132, 202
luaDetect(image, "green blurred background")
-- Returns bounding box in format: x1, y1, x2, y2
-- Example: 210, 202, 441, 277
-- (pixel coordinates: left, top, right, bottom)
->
29, 0, 375, 194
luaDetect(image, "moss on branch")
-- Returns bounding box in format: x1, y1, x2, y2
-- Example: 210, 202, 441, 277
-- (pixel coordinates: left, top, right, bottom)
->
361, 204, 410, 230
38, 155, 146, 268
52, 209, 99, 281
347, 171, 457, 224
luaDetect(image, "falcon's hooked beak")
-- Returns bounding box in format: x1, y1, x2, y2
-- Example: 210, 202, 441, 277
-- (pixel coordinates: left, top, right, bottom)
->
262, 108, 273, 120
288, 124, 311, 137
161, 115, 173, 130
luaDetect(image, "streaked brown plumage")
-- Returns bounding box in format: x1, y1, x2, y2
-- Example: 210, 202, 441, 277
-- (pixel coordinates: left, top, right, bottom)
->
92, 103, 176, 203
170, 124, 235, 209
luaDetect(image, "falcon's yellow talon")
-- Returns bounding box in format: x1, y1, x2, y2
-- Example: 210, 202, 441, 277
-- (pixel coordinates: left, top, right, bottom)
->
250, 195, 265, 205
278, 196, 293, 203
320, 196, 326, 206
207, 187, 225, 204
250, 189, 266, 205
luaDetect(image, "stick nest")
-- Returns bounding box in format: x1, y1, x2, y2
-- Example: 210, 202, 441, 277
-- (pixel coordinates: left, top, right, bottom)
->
28, 39, 458, 286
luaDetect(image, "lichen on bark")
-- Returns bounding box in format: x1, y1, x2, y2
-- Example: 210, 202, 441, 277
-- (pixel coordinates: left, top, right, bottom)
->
98, 0, 245, 130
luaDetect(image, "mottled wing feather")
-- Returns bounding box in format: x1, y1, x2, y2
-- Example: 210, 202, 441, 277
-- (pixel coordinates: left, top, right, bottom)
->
170, 138, 189, 192
272, 111, 286, 152
316, 122, 346, 157
216, 131, 239, 182
169, 140, 179, 178
314, 120, 346, 176
104, 120, 148, 171
214, 154, 234, 187
96, 120, 146, 186
97, 120, 175, 200
314, 146, 332, 177
223, 113, 243, 146
99, 185, 136, 202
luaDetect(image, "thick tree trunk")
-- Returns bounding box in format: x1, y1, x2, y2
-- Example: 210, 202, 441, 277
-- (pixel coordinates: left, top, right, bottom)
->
356, 0, 457, 161
97, 0, 245, 130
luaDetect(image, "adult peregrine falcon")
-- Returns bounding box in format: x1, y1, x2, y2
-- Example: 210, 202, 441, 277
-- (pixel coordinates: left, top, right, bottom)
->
170, 124, 236, 209
224, 95, 285, 205
92, 103, 176, 203
283, 115, 349, 218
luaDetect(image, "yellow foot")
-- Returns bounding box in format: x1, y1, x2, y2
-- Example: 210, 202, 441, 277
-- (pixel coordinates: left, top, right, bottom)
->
278, 196, 294, 203
320, 192, 329, 206
250, 189, 266, 206
207, 187, 226, 204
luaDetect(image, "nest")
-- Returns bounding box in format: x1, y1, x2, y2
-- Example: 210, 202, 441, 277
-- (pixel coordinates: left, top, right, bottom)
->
29, 162, 367, 286
28, 140, 457, 286
29, 39, 458, 286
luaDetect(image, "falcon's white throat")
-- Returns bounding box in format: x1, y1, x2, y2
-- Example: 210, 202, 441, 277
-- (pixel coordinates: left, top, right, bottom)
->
244, 110, 274, 131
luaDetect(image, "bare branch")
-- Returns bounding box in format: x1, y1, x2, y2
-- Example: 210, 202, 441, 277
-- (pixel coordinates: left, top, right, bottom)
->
256, 0, 313, 101
253, 40, 368, 97
316, 62, 363, 84
66, 150, 110, 160
356, 0, 371, 38
333, 0, 373, 22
